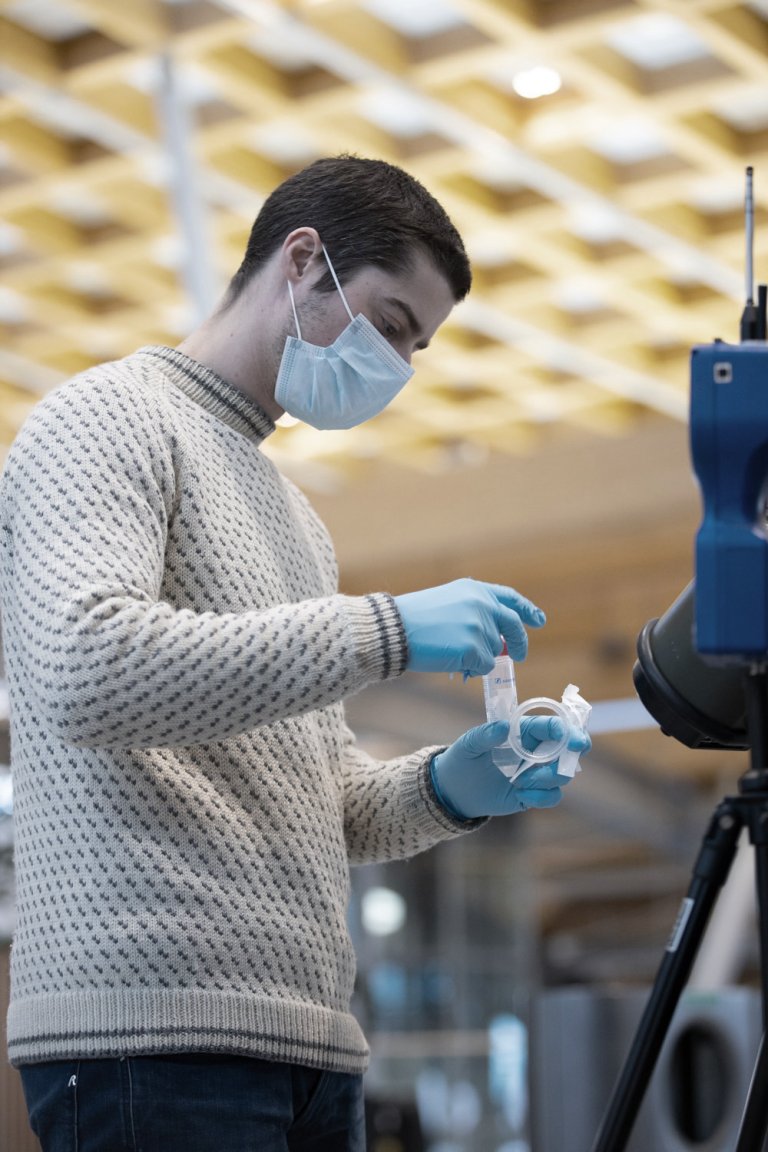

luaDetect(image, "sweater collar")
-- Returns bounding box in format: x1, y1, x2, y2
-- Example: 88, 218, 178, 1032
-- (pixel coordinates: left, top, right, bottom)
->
137, 345, 276, 444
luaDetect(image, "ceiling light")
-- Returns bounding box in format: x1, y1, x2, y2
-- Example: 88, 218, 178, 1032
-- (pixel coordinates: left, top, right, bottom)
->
469, 236, 515, 266
553, 277, 605, 314
568, 203, 626, 245
470, 153, 524, 190
714, 90, 768, 133
64, 262, 112, 295
0, 223, 23, 256
124, 56, 162, 94
140, 154, 173, 187
5, 0, 90, 40
361, 0, 464, 37
358, 87, 434, 137
608, 13, 709, 71
0, 289, 27, 325
249, 124, 317, 165
690, 179, 744, 215
247, 29, 313, 71
80, 325, 125, 357
590, 118, 666, 165
18, 93, 79, 139
0, 770, 12, 817
126, 58, 218, 106
512, 66, 562, 100
152, 234, 184, 268
163, 301, 198, 335
47, 190, 110, 227
361, 887, 407, 936
660, 249, 710, 284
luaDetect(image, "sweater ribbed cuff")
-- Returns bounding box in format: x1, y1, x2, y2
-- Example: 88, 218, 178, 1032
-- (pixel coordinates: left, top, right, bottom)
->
401, 747, 488, 838
343, 592, 408, 683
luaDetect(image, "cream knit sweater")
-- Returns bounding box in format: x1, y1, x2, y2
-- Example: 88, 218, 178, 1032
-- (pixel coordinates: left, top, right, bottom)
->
0, 346, 476, 1072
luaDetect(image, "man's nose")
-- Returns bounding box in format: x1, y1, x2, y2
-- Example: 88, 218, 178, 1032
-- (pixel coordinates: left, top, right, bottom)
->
394, 340, 414, 366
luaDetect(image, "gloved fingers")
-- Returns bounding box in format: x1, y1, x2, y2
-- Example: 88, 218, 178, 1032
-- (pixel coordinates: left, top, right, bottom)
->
486, 583, 547, 628
512, 761, 566, 791
519, 714, 565, 751
460, 644, 505, 678
568, 727, 592, 753
449, 580, 545, 674
511, 786, 563, 811
518, 716, 591, 757
494, 607, 529, 662
453, 720, 510, 758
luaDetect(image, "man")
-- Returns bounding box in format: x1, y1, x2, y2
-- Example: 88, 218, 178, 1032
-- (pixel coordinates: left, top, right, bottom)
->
0, 156, 588, 1151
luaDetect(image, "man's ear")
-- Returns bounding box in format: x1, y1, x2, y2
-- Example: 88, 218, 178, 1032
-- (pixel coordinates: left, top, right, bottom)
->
282, 228, 323, 284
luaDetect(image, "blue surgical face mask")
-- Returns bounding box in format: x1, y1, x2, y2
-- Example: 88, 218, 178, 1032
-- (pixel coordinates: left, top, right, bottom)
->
274, 245, 414, 430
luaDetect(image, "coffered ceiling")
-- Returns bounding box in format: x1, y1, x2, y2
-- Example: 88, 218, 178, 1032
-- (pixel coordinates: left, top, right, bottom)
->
0, 0, 766, 483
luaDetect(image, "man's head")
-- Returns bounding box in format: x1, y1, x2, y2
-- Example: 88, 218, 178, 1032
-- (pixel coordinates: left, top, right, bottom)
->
224, 155, 471, 310
179, 155, 470, 423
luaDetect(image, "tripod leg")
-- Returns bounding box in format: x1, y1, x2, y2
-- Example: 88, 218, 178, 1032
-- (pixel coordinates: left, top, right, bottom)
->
590, 801, 742, 1152
734, 801, 768, 1152
735, 1031, 768, 1152
744, 669, 768, 1029
732, 670, 768, 1152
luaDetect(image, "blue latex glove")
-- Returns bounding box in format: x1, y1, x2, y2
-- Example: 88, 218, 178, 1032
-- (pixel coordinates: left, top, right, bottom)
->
430, 716, 591, 821
394, 578, 546, 676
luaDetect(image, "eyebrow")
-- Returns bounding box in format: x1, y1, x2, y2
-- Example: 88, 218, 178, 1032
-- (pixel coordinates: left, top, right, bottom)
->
384, 296, 430, 350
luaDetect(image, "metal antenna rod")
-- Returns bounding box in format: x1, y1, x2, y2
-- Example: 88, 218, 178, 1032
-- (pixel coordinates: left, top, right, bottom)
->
740, 166, 761, 340
746, 165, 755, 305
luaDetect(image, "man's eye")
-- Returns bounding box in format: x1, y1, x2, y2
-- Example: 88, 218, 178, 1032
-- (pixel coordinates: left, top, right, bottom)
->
380, 319, 398, 338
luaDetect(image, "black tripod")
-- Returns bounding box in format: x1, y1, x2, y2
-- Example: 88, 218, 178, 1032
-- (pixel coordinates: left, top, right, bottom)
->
591, 667, 768, 1152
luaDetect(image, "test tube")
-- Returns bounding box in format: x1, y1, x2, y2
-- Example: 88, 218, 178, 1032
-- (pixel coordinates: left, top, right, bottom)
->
482, 642, 520, 770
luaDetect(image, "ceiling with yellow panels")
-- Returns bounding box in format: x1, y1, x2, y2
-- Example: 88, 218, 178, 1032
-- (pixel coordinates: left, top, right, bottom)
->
1, 0, 767, 482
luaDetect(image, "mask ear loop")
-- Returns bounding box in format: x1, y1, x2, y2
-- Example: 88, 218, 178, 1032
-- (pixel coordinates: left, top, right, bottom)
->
321, 244, 354, 322
286, 281, 302, 340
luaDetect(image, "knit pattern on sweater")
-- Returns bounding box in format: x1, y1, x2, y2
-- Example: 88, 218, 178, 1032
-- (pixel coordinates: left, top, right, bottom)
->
0, 347, 475, 1072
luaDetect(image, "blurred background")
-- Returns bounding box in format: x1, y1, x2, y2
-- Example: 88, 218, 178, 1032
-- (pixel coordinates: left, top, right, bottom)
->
0, 0, 767, 1148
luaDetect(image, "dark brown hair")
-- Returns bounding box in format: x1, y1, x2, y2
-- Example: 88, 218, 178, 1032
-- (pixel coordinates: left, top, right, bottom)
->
224, 155, 471, 307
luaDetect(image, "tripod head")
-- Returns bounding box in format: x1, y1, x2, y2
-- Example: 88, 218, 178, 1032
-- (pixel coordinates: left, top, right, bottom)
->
634, 167, 768, 751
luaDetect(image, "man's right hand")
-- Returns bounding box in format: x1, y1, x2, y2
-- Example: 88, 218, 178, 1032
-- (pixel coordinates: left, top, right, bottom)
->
394, 578, 546, 676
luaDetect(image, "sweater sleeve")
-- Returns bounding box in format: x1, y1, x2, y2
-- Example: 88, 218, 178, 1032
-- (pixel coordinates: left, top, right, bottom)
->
0, 375, 407, 749
338, 721, 487, 864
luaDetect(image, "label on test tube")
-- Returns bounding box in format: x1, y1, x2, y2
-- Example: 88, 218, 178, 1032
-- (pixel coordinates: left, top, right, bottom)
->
482, 644, 523, 773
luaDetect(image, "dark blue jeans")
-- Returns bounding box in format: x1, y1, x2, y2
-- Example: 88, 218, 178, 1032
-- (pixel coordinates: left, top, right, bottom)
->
20, 1054, 365, 1152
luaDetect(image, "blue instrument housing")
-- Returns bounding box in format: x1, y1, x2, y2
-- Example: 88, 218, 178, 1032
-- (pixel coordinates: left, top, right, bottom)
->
691, 340, 768, 660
